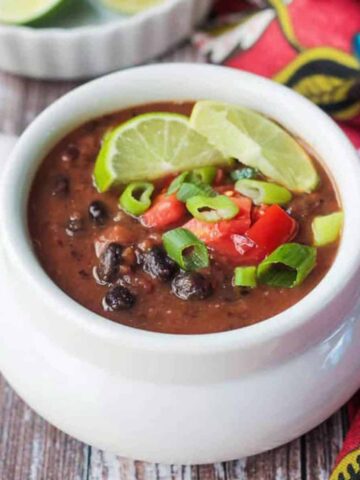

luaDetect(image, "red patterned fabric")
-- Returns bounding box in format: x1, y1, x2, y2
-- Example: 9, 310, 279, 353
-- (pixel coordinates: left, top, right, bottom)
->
194, 1, 360, 477
331, 412, 360, 479
194, 0, 360, 148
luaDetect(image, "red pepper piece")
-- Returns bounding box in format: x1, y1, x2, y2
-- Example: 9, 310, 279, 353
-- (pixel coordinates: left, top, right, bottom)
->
251, 203, 269, 223
141, 193, 186, 230
246, 204, 297, 255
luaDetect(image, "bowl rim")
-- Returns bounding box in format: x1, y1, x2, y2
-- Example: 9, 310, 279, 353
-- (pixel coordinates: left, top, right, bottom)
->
0, 0, 197, 37
1, 63, 360, 355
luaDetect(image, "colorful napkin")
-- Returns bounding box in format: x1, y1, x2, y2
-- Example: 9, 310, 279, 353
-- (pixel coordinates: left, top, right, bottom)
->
331, 397, 360, 480
194, 1, 360, 477
193, 0, 360, 150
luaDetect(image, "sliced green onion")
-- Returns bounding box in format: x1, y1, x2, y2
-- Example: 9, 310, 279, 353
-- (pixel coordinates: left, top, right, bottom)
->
186, 195, 239, 223
167, 171, 189, 195
189, 166, 217, 185
162, 228, 209, 271
234, 266, 257, 288
235, 179, 292, 205
176, 182, 216, 202
168, 168, 217, 197
230, 167, 259, 181
312, 212, 343, 247
257, 243, 317, 288
119, 182, 154, 216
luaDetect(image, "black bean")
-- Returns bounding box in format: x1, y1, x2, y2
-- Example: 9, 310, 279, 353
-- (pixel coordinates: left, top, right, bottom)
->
89, 201, 108, 226
52, 174, 69, 197
66, 215, 84, 235
104, 285, 136, 311
140, 246, 178, 281
171, 272, 213, 301
96, 243, 123, 283
61, 144, 80, 162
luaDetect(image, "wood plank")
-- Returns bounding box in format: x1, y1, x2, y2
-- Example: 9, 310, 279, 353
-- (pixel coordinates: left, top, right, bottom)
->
88, 453, 200, 480
86, 424, 340, 480
304, 410, 345, 480
0, 377, 89, 480
242, 439, 301, 480
0, 71, 80, 135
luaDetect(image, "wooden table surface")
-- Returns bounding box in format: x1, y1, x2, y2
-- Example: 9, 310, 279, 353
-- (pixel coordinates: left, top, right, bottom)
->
0, 42, 348, 480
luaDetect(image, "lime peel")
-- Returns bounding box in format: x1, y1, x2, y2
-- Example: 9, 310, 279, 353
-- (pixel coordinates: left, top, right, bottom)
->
190, 100, 319, 193
99, 0, 165, 14
0, 0, 67, 25
94, 112, 226, 192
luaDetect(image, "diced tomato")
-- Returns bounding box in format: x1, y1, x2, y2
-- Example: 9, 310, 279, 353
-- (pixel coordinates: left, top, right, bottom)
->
246, 204, 297, 255
209, 236, 266, 265
252, 204, 269, 223
95, 224, 137, 257
205, 205, 297, 265
161, 174, 177, 189
224, 196, 252, 233
141, 193, 186, 230
183, 195, 252, 243
183, 218, 223, 243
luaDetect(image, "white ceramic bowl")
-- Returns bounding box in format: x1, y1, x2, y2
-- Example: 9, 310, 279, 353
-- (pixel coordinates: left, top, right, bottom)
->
0, 0, 212, 79
0, 64, 360, 465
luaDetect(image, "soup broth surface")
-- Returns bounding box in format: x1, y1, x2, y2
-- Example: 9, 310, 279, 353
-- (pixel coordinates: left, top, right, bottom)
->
28, 102, 340, 334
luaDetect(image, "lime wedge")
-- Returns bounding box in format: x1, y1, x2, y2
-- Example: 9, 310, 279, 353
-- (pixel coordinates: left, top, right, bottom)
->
0, 0, 67, 25
99, 0, 165, 14
94, 113, 226, 192
190, 101, 319, 193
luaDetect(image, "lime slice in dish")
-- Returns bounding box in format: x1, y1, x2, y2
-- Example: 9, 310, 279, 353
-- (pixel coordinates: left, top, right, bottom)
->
0, 0, 67, 25
99, 0, 165, 14
94, 113, 226, 192
190, 100, 319, 193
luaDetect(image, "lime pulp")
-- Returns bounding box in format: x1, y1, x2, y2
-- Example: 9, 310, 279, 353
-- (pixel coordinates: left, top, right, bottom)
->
190, 100, 319, 192
94, 112, 226, 192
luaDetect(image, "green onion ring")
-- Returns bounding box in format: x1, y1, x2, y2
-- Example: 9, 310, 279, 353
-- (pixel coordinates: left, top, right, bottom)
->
189, 166, 217, 185
177, 182, 216, 202
167, 171, 190, 195
257, 243, 317, 288
235, 179, 292, 205
186, 195, 239, 223
233, 266, 257, 288
119, 182, 154, 216
162, 228, 209, 271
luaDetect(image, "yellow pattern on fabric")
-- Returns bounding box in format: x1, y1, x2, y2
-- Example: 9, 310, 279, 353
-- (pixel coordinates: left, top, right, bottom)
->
274, 47, 360, 81
274, 47, 360, 120
330, 449, 360, 479
267, 0, 303, 51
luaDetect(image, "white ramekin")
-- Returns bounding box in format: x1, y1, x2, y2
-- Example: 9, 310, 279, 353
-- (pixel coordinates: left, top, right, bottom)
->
0, 64, 360, 464
0, 0, 212, 80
